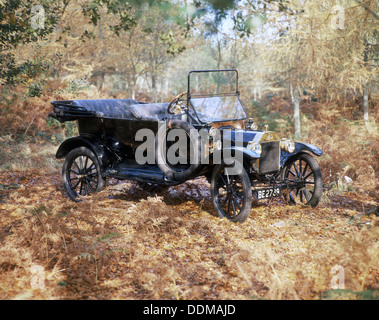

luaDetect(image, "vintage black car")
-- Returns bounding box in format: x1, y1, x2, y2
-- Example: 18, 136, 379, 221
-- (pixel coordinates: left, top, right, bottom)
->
49, 69, 323, 223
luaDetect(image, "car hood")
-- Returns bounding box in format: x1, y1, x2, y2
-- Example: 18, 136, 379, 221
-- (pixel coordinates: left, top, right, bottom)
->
222, 129, 280, 146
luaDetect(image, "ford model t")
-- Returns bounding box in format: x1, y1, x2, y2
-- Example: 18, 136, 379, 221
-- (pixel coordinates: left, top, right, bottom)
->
49, 69, 323, 223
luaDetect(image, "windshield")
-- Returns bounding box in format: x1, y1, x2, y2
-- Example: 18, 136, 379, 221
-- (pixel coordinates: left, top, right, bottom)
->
188, 70, 238, 97
190, 96, 247, 122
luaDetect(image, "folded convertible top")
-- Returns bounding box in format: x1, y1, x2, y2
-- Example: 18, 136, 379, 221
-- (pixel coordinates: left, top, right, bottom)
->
50, 99, 176, 122
50, 99, 142, 122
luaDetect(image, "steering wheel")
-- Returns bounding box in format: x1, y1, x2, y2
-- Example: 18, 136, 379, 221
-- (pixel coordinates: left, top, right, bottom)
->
167, 92, 187, 114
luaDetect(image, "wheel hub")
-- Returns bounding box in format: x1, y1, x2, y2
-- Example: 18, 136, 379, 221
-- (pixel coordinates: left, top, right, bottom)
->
226, 184, 234, 194
294, 175, 306, 188
77, 171, 90, 182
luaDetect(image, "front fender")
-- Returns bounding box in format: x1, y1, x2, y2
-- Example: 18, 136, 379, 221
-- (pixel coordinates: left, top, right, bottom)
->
56, 136, 112, 169
203, 146, 260, 167
294, 142, 323, 156
221, 146, 261, 163
280, 142, 323, 166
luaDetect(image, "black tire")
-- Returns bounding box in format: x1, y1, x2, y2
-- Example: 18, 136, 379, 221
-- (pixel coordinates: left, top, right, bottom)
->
211, 161, 252, 223
62, 147, 105, 201
155, 120, 201, 181
282, 153, 322, 207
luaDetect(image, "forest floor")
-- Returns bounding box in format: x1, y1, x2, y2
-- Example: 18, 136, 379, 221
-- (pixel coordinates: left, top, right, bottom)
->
0, 165, 378, 300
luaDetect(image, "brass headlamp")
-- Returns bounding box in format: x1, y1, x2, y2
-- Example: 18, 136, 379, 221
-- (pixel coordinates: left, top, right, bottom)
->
247, 141, 262, 155
280, 139, 295, 153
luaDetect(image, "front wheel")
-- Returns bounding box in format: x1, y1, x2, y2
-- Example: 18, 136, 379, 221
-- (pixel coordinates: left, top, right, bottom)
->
62, 147, 105, 201
211, 162, 252, 223
282, 153, 322, 207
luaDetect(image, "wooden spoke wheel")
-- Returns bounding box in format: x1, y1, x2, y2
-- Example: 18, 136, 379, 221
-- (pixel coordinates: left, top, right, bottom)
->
211, 162, 252, 223
62, 147, 105, 201
282, 153, 322, 207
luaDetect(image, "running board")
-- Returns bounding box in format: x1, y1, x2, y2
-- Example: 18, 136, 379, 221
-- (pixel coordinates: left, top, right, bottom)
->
104, 162, 181, 186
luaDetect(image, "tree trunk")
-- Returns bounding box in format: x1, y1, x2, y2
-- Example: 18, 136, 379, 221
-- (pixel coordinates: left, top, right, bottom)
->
132, 85, 136, 100
363, 86, 369, 122
151, 73, 157, 103
98, 71, 105, 91
363, 39, 369, 123
258, 83, 261, 100
291, 83, 301, 138
98, 19, 105, 91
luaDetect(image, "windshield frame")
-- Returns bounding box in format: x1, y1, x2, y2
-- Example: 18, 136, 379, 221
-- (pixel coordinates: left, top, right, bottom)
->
187, 69, 239, 97
186, 70, 248, 123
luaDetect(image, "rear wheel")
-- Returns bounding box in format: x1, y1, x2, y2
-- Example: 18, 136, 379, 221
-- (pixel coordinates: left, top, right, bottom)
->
211, 162, 252, 223
62, 147, 105, 201
282, 153, 322, 207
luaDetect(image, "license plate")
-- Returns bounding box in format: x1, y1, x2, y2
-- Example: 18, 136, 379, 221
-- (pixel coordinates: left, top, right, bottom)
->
255, 187, 281, 200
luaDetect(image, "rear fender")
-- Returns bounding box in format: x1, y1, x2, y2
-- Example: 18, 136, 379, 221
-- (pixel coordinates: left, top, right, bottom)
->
56, 136, 113, 169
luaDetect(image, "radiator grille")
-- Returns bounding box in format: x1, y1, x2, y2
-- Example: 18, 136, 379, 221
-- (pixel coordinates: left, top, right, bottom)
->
258, 141, 280, 174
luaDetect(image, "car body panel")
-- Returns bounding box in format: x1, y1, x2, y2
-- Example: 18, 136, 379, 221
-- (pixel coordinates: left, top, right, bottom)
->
55, 135, 113, 170
280, 142, 323, 167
